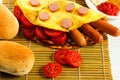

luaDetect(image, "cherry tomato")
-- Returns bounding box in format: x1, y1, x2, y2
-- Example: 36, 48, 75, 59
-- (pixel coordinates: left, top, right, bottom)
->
66, 50, 82, 67
20, 14, 34, 28
54, 48, 69, 65
21, 27, 36, 40
44, 28, 63, 37
14, 6, 23, 20
35, 26, 49, 40
43, 62, 62, 78
51, 33, 67, 45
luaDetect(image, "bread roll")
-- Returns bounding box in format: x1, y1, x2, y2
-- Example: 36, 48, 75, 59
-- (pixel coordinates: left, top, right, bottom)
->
0, 4, 19, 39
0, 41, 34, 76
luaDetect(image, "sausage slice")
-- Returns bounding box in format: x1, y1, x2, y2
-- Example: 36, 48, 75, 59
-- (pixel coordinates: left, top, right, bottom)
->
61, 18, 72, 29
49, 2, 59, 12
30, 0, 40, 7
78, 6, 88, 15
39, 12, 50, 21
65, 3, 75, 12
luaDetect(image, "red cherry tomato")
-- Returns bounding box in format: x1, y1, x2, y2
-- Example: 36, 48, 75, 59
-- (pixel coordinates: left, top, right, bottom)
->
20, 14, 34, 28
51, 33, 67, 44
66, 50, 82, 67
21, 27, 36, 40
54, 48, 69, 65
43, 62, 62, 78
44, 28, 63, 37
35, 26, 49, 40
14, 6, 23, 20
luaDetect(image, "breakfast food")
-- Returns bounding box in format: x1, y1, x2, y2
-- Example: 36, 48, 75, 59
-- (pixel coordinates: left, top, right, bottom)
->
14, 0, 120, 48
0, 4, 19, 39
0, 41, 34, 76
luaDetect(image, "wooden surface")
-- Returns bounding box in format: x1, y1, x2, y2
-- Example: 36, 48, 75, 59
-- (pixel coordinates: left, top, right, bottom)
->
1, 0, 113, 80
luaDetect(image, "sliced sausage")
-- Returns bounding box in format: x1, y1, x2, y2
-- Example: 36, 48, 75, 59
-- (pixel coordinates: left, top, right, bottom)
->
39, 12, 50, 21
65, 3, 75, 12
78, 6, 88, 15
79, 24, 103, 43
61, 18, 72, 29
49, 2, 59, 12
30, 0, 40, 7
90, 19, 120, 36
68, 29, 87, 46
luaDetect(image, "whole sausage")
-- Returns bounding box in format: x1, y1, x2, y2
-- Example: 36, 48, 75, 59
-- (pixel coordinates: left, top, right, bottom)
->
90, 19, 120, 36
79, 24, 103, 43
68, 29, 87, 46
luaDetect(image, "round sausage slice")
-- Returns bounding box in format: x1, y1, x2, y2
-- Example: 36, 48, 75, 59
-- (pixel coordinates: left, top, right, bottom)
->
65, 3, 75, 12
78, 6, 88, 15
39, 12, 50, 21
61, 18, 72, 28
30, 0, 40, 7
49, 2, 59, 12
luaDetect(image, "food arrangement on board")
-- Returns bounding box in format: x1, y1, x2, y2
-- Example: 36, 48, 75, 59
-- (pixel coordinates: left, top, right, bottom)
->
0, 0, 120, 79
13, 0, 120, 49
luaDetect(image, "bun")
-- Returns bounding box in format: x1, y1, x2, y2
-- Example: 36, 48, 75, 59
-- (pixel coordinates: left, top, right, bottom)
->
0, 4, 19, 39
0, 41, 34, 76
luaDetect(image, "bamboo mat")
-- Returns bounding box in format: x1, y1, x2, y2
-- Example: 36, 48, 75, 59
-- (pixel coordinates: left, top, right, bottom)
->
1, 0, 113, 80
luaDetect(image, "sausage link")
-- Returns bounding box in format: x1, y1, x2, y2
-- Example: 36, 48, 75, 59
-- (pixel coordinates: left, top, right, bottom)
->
79, 24, 103, 43
68, 29, 87, 46
90, 19, 120, 36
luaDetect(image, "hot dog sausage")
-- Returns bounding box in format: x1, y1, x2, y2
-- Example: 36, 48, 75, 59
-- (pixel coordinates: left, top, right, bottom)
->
68, 29, 87, 46
65, 3, 75, 12
90, 19, 120, 36
79, 24, 103, 43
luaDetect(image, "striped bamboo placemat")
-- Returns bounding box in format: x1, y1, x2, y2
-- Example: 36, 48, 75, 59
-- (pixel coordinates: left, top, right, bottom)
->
1, 0, 113, 80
